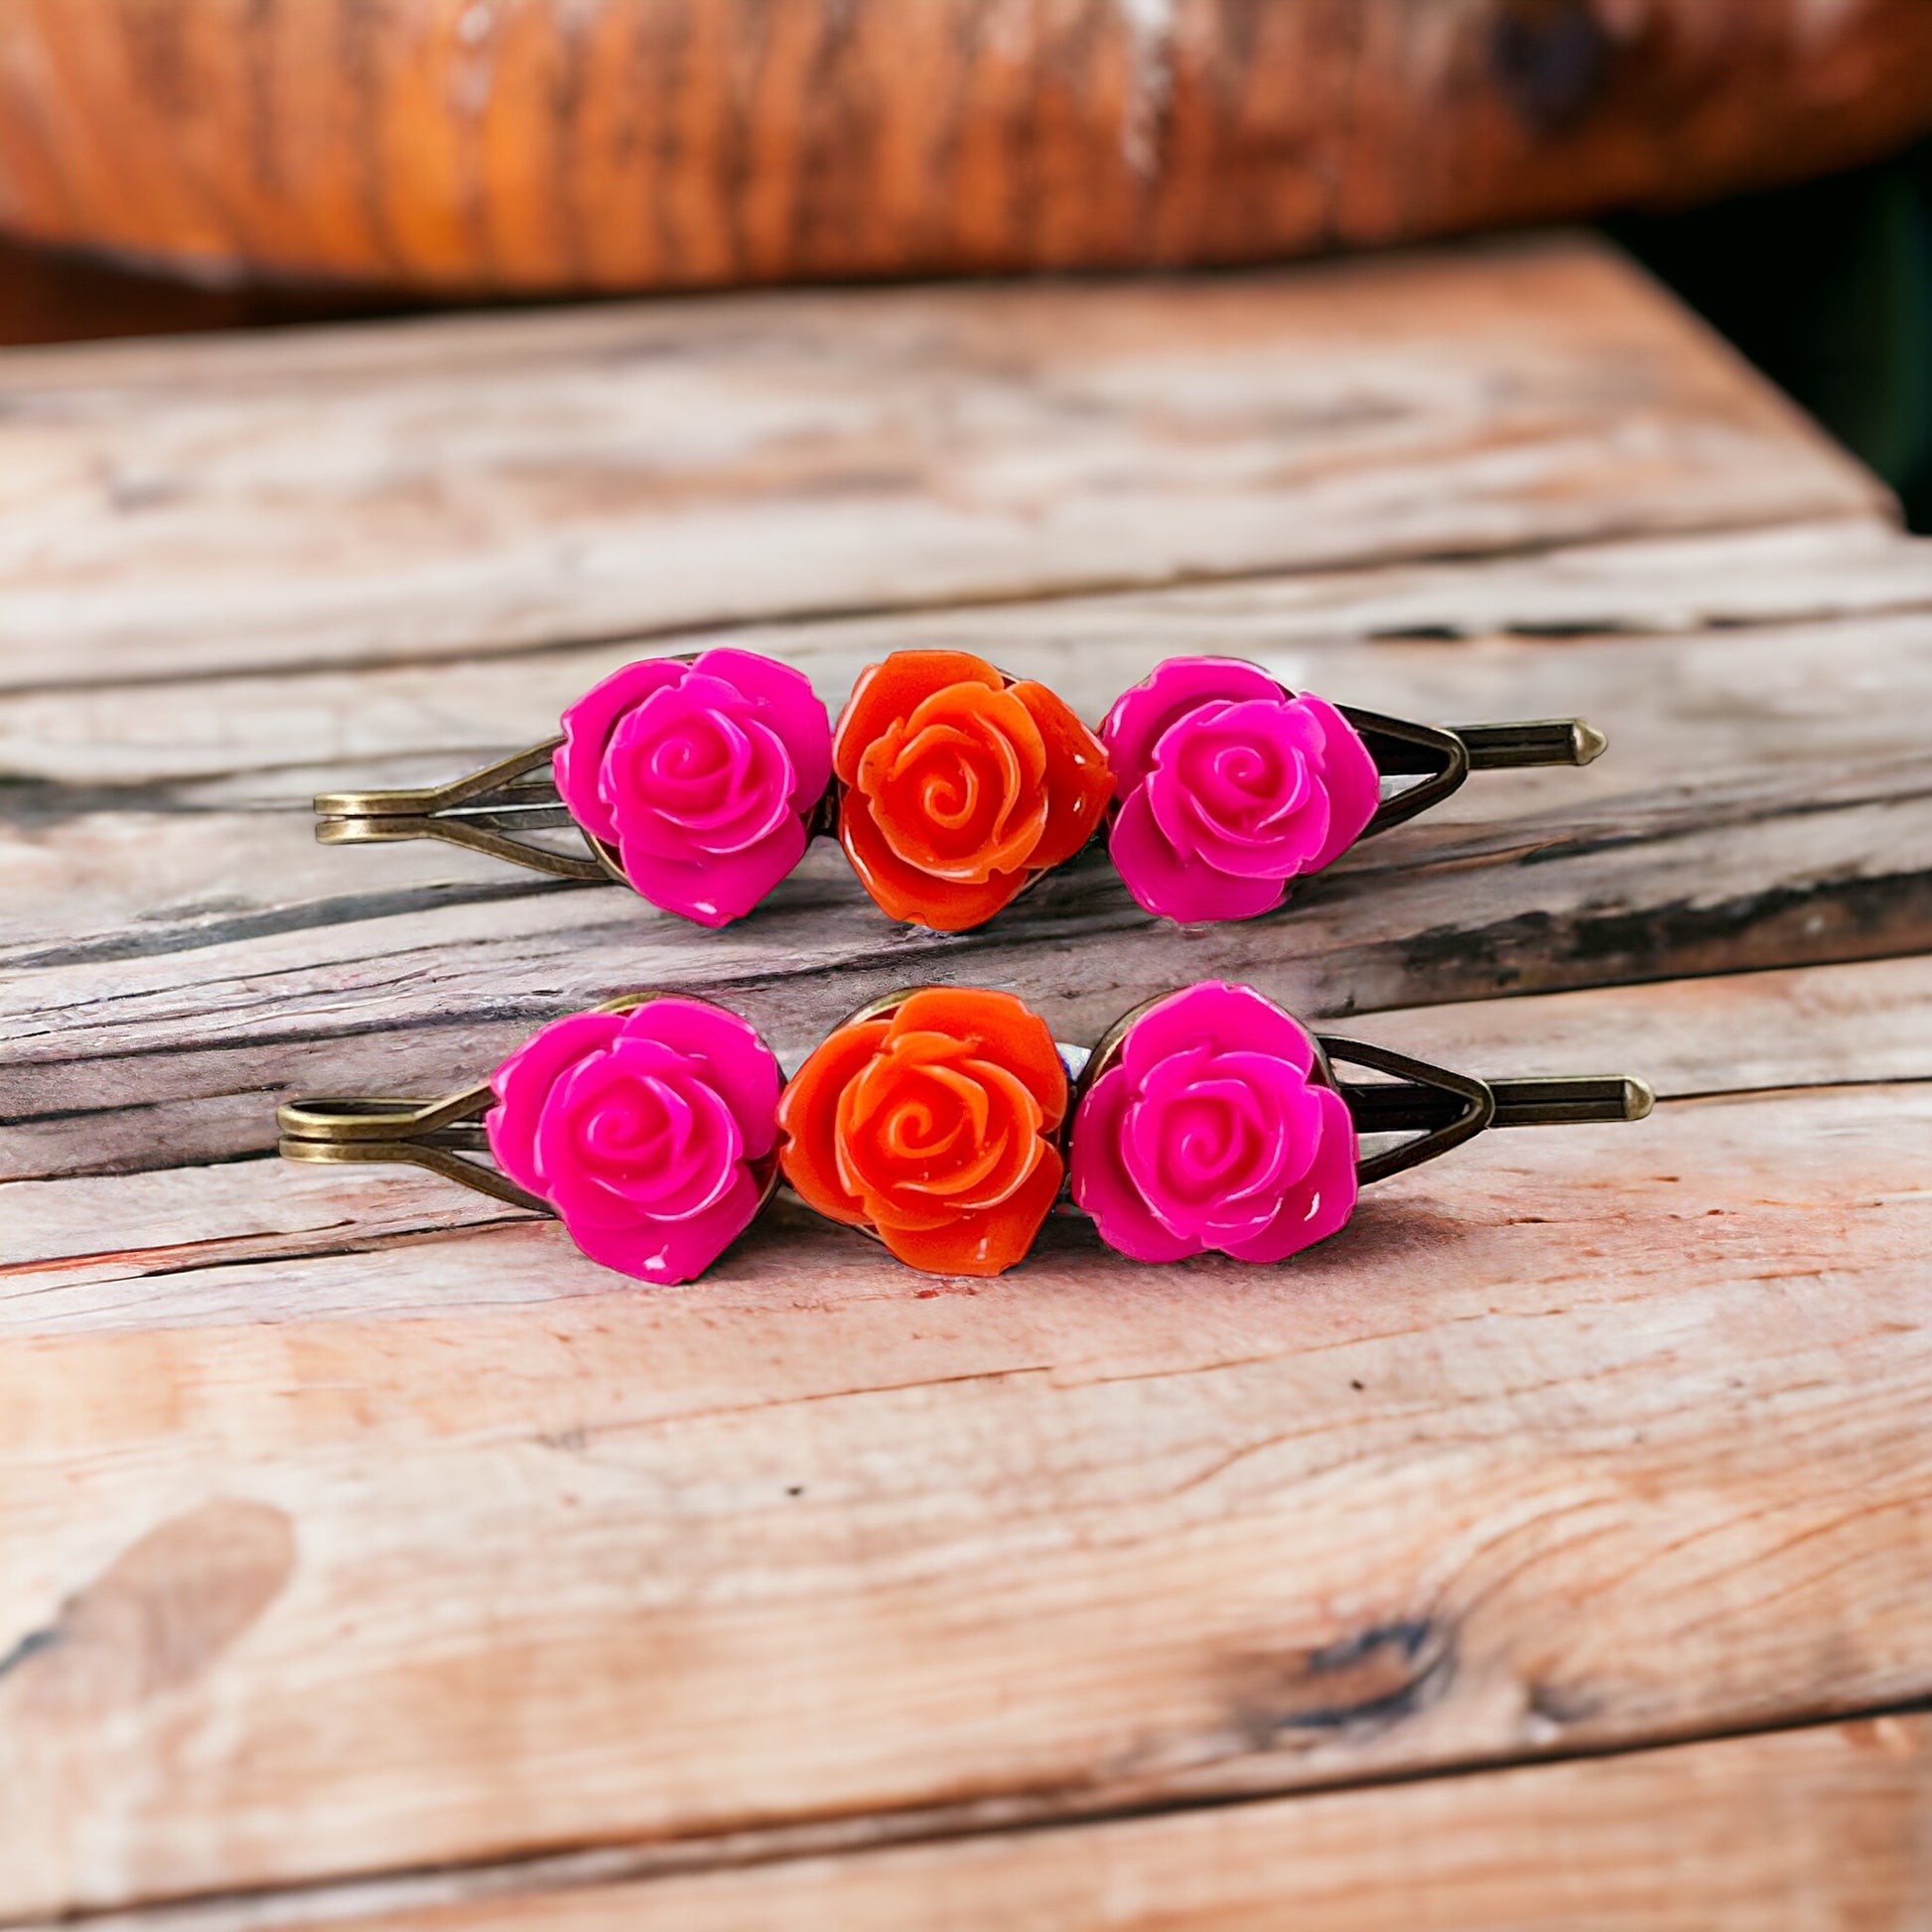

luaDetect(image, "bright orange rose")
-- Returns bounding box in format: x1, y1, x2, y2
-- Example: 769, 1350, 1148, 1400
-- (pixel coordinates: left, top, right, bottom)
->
834, 651, 1113, 931
776, 987, 1068, 1276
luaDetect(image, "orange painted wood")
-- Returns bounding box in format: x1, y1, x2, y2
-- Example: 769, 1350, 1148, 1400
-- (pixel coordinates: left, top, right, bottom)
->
1, 0, 1930, 292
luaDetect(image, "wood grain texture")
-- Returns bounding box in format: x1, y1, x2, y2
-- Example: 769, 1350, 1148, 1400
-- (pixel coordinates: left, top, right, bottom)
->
4, 1067, 1931, 1914
0, 235, 1887, 690
77, 1716, 1930, 1932
1, 0, 1930, 292
7, 602, 1931, 1180
8, 516, 1932, 785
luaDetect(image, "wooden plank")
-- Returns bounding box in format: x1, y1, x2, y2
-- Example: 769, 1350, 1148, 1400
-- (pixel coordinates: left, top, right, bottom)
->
9, 952, 1931, 1323
7, 603, 1931, 1179
3, 1062, 1931, 1914
320, 1716, 1932, 1931
0, 236, 1887, 690
6, 517, 1932, 790
47, 1716, 1925, 1932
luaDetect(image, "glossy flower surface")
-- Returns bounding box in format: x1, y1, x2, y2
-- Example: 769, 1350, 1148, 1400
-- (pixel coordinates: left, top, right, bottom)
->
834, 651, 1113, 931
1071, 981, 1357, 1264
1101, 657, 1380, 922
486, 998, 781, 1283
553, 648, 832, 926
777, 987, 1068, 1275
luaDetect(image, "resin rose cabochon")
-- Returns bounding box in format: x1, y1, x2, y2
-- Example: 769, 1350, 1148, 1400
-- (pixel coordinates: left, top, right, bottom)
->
553, 648, 833, 927
776, 986, 1070, 1275
834, 650, 1113, 931
486, 997, 783, 1283
1101, 657, 1382, 923
1071, 981, 1359, 1264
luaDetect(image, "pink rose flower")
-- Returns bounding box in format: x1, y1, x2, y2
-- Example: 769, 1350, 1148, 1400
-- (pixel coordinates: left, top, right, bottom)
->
485, 997, 781, 1284
1071, 981, 1357, 1264
1101, 657, 1382, 923
553, 648, 833, 927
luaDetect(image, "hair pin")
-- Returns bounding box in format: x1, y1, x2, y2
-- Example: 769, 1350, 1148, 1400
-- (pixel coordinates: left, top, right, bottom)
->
314, 649, 1603, 933
279, 982, 1651, 1284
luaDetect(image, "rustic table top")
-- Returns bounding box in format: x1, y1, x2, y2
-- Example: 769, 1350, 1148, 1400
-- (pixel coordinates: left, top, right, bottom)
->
3, 230, 1931, 1929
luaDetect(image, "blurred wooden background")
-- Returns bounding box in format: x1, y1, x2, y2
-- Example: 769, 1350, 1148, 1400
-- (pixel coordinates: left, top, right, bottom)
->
2, 0, 1931, 293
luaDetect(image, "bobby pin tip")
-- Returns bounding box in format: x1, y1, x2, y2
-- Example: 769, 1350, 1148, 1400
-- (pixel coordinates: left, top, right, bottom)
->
1572, 720, 1609, 766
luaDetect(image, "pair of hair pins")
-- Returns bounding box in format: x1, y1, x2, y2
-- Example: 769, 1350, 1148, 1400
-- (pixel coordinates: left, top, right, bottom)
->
290, 648, 1648, 1285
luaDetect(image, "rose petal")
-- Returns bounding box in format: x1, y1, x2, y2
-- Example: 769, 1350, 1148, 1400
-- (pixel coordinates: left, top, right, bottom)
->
1148, 706, 1315, 859
1120, 982, 1314, 1086
1148, 697, 1333, 883
833, 650, 1005, 787
1119, 1060, 1310, 1237
1206, 1052, 1324, 1199
606, 688, 794, 857
835, 1038, 994, 1232
1220, 1087, 1359, 1263
619, 808, 807, 927
864, 1056, 1044, 1217
563, 1164, 764, 1286
1070, 1064, 1206, 1264
876, 1147, 1063, 1277
1299, 696, 1384, 874
839, 791, 1025, 930
1011, 679, 1114, 871
1109, 786, 1285, 923
889, 987, 1067, 1128
624, 999, 782, 1161
691, 647, 833, 809
858, 692, 1048, 883
1099, 656, 1284, 792
776, 1018, 894, 1225
540, 1050, 744, 1226
484, 1010, 627, 1198
553, 657, 688, 845
1173, 783, 1330, 885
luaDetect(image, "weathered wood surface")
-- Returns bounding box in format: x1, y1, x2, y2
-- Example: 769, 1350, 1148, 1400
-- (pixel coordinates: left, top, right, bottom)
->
0, 236, 1886, 690
65, 1716, 1923, 1932
2, 240, 1930, 1924
3, 0, 1931, 293
5, 1032, 1932, 1911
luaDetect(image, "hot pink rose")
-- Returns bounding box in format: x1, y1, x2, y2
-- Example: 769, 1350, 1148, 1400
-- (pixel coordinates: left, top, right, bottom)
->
1071, 981, 1357, 1264
553, 648, 832, 927
1101, 657, 1381, 923
485, 998, 781, 1284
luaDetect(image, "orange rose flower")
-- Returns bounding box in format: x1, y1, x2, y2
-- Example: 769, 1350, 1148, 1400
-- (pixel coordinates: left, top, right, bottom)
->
777, 987, 1068, 1275
834, 651, 1113, 931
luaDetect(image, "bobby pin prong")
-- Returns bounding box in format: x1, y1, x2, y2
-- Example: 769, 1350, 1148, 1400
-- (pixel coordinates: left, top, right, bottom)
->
1316, 1035, 1653, 1185
276, 1086, 549, 1212
313, 740, 607, 882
